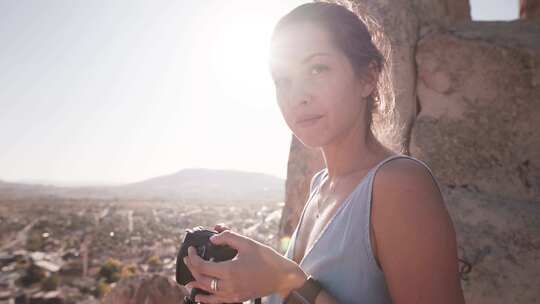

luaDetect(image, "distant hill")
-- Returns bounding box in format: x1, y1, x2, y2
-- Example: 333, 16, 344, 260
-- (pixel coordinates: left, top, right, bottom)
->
0, 169, 285, 203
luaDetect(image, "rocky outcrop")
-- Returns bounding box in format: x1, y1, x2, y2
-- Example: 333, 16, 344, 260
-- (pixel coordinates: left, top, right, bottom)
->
521, 0, 540, 19
446, 0, 471, 22
412, 21, 540, 202
413, 0, 471, 25
412, 21, 540, 304
103, 275, 188, 304
443, 187, 540, 304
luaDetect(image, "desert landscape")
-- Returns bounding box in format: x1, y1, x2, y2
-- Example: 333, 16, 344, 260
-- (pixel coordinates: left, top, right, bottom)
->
0, 199, 284, 304
0, 170, 285, 304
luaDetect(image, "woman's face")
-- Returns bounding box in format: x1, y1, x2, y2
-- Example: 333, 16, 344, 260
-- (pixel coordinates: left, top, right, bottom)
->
269, 22, 373, 148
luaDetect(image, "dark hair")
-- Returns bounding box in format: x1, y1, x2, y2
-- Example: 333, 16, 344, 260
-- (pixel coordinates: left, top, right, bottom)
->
271, 1, 400, 152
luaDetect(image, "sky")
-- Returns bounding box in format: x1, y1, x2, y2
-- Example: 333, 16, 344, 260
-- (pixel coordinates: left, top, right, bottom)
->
470, 0, 519, 21
0, 0, 519, 186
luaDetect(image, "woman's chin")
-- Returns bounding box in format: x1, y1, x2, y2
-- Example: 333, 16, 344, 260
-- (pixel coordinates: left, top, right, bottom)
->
294, 133, 327, 149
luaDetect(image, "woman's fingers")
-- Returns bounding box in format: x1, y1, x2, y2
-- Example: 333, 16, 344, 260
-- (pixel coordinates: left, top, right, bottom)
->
185, 266, 213, 293
209, 230, 253, 251
185, 279, 234, 298
186, 269, 234, 296
214, 223, 230, 233
186, 247, 231, 278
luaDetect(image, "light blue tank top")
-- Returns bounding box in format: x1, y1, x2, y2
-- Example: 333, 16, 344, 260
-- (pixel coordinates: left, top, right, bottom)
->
266, 154, 438, 304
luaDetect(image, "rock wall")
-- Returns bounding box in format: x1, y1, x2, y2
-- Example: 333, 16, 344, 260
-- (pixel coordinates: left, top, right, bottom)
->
442, 187, 540, 304
412, 21, 540, 303
521, 0, 540, 19
412, 21, 540, 202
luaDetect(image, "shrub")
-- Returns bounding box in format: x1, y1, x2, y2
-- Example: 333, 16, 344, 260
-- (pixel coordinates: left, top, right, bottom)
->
147, 255, 162, 271
98, 258, 123, 283
26, 232, 44, 251
95, 279, 111, 298
20, 264, 46, 286
120, 264, 137, 279
41, 274, 59, 291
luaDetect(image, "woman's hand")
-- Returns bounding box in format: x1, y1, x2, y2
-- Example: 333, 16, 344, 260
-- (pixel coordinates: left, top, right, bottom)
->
213, 223, 230, 233
183, 224, 307, 303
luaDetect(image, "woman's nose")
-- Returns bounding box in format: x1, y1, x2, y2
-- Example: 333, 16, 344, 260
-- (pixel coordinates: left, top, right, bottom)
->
288, 78, 312, 107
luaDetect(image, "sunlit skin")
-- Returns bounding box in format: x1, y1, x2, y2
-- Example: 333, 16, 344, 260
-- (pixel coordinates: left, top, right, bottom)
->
184, 22, 465, 304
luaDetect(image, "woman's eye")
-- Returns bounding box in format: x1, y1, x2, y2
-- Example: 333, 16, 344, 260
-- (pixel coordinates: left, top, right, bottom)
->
310, 64, 328, 75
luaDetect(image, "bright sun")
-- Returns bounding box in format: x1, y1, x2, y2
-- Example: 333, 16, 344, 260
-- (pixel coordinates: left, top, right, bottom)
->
192, 2, 290, 110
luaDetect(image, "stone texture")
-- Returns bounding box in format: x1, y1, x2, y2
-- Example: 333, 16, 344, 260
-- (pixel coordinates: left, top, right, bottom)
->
103, 275, 188, 304
521, 0, 540, 19
414, 0, 471, 25
410, 21, 540, 303
446, 0, 471, 22
443, 187, 540, 304
412, 21, 540, 202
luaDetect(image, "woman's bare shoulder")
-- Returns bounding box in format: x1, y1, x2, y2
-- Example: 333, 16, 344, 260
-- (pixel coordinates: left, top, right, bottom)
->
371, 156, 450, 242
375, 156, 440, 194
369, 157, 464, 304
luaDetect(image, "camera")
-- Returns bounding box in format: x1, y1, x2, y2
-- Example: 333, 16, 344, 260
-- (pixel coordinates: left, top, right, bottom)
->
176, 226, 239, 304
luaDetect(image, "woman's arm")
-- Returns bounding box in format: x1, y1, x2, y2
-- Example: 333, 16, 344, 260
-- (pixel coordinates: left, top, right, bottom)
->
370, 158, 466, 304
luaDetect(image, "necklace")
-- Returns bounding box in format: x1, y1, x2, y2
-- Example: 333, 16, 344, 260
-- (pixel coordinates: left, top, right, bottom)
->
316, 175, 340, 218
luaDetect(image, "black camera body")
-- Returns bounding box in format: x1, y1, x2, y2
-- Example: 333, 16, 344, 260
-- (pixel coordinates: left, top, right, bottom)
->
176, 227, 238, 284
176, 227, 238, 304
176, 226, 262, 304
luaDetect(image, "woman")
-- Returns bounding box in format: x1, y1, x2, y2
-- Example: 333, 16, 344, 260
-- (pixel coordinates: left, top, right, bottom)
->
183, 3, 466, 304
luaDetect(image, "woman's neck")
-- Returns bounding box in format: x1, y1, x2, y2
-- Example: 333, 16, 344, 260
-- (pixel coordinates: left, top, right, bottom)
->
321, 121, 393, 181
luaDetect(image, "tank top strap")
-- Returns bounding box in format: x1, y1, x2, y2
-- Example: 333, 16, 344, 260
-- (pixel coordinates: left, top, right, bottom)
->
307, 168, 327, 201
366, 154, 442, 196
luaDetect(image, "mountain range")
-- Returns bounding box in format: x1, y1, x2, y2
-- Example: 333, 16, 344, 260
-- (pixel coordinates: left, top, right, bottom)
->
0, 168, 285, 203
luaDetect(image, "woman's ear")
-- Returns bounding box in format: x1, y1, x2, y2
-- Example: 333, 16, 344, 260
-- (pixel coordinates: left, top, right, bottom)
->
358, 61, 379, 99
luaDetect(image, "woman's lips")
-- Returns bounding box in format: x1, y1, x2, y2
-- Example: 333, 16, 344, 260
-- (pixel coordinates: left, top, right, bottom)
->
296, 115, 323, 127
